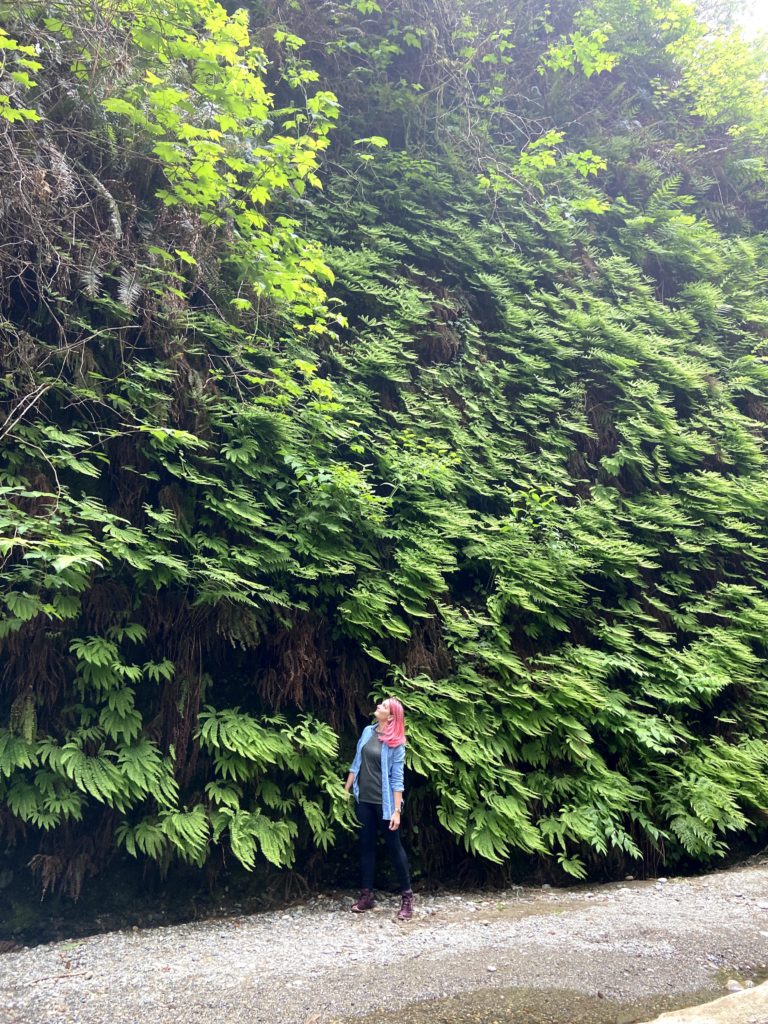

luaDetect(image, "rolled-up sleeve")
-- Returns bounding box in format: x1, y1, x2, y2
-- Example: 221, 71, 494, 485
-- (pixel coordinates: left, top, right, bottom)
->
390, 743, 405, 793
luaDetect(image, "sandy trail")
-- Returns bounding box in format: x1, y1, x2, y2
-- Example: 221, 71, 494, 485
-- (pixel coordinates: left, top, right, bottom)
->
2, 861, 767, 1024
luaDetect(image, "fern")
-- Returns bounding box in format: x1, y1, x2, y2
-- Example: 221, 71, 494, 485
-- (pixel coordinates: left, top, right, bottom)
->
3, 0, 768, 891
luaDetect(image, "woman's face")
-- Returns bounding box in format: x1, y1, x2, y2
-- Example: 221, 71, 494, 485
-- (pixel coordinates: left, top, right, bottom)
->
374, 699, 392, 725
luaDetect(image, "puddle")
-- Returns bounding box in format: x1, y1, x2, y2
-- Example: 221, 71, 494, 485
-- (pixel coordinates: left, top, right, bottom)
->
328, 983, 727, 1024
715, 966, 768, 989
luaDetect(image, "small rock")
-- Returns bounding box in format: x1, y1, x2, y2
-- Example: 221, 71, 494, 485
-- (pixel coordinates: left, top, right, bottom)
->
726, 979, 743, 992
487, 966, 497, 973
625, 875, 634, 881
541, 884, 551, 890
656, 877, 668, 884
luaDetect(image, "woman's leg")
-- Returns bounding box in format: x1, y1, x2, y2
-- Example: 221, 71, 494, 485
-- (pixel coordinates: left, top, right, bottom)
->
356, 801, 379, 891
380, 817, 411, 892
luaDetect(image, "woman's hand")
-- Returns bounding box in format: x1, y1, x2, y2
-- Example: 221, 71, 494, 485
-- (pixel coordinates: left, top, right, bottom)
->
389, 810, 401, 831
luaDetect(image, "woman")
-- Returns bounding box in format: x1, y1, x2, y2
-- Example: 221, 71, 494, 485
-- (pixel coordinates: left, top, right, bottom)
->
344, 697, 414, 921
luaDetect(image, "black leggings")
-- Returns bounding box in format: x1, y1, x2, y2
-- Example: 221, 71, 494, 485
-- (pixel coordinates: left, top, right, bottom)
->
356, 800, 411, 892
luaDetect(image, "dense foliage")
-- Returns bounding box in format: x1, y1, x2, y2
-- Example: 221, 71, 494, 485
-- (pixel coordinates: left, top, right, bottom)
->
1, 0, 767, 896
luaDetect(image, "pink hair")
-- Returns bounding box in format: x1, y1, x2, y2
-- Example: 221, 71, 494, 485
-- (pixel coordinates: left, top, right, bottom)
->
377, 697, 406, 747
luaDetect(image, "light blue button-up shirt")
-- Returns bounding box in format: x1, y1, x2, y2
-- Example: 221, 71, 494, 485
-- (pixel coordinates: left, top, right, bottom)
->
349, 723, 406, 820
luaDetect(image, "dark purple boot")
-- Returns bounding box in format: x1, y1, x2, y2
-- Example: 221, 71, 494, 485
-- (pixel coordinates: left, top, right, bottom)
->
351, 888, 375, 912
397, 889, 414, 921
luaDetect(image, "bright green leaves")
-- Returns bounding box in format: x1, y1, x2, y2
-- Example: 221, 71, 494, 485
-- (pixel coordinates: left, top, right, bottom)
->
0, 616, 178, 843
116, 806, 211, 865
666, 24, 768, 139
186, 708, 345, 868
658, 739, 768, 859
2, 0, 768, 894
198, 707, 293, 775
158, 807, 211, 865
115, 819, 168, 860
117, 740, 179, 808
91, 0, 340, 327
539, 28, 619, 78
0, 730, 37, 777
515, 131, 608, 196
100, 689, 143, 744
0, 25, 42, 122
296, 31, 768, 870
354, 135, 389, 162
213, 807, 297, 868
4, 591, 41, 622
403, 672, 545, 863
517, 132, 566, 174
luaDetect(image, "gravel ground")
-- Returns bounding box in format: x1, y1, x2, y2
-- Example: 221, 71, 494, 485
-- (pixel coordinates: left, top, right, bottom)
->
2, 861, 768, 1024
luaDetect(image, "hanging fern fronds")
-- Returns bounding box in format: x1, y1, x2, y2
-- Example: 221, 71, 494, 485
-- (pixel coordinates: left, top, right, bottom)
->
1, 0, 768, 894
